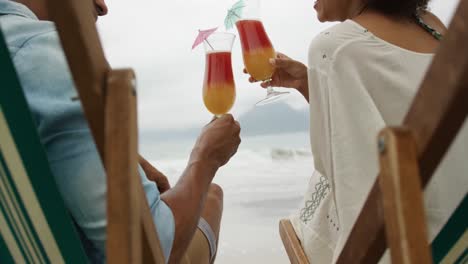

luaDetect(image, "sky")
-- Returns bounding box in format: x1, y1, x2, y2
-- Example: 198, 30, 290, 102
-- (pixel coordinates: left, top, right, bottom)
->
97, 0, 459, 133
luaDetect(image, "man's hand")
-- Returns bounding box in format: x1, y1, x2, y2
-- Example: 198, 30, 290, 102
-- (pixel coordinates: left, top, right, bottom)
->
190, 114, 241, 169
139, 155, 171, 193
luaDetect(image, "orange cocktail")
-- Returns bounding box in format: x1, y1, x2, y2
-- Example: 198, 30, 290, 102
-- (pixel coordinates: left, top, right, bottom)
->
236, 19, 276, 81
203, 51, 236, 116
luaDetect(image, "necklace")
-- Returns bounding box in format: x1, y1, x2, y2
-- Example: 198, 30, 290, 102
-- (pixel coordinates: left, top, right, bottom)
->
413, 14, 443, 41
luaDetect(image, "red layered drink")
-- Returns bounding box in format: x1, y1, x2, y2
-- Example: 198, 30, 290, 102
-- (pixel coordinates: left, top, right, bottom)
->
236, 19, 276, 81
203, 51, 236, 116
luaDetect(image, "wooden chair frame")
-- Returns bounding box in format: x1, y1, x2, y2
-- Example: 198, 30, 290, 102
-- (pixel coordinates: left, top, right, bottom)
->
44, 0, 166, 263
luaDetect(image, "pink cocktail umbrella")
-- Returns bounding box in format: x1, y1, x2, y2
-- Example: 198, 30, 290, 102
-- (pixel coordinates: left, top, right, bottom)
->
192, 27, 218, 50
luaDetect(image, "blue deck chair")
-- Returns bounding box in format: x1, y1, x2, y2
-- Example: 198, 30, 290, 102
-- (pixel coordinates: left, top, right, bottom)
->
0, 28, 89, 263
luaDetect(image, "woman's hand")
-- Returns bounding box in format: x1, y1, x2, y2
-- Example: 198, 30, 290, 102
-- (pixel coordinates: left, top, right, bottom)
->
245, 52, 309, 101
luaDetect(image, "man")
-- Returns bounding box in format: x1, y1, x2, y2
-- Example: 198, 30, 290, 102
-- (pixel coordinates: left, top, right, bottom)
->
0, 0, 241, 263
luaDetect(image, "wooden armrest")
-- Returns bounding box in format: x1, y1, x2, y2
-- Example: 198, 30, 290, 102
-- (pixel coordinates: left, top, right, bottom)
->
279, 219, 309, 264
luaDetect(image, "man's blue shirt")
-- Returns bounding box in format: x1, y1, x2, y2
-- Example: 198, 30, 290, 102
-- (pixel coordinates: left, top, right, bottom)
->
0, 1, 175, 262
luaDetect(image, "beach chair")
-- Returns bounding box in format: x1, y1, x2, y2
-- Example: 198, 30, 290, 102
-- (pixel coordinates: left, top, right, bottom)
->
0, 27, 89, 264
1, 0, 166, 262
280, 0, 468, 263
45, 0, 168, 261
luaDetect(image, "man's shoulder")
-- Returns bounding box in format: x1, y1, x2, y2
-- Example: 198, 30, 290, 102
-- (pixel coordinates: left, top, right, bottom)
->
1, 14, 75, 103
1, 14, 57, 56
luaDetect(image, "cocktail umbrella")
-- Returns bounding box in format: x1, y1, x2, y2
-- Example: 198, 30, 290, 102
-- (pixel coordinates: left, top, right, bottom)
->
192, 27, 218, 50
224, 0, 245, 30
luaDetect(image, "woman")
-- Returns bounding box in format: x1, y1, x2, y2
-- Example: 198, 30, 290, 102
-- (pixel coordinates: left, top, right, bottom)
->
247, 0, 468, 262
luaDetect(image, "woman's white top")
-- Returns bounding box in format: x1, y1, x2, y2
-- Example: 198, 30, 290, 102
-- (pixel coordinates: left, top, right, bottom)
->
290, 19, 467, 263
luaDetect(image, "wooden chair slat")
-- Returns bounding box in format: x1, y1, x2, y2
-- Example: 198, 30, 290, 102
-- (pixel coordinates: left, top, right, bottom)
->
379, 128, 432, 264
279, 219, 309, 264
105, 70, 141, 264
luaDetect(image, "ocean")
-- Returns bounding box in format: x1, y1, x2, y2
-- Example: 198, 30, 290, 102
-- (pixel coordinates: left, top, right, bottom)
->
141, 132, 314, 263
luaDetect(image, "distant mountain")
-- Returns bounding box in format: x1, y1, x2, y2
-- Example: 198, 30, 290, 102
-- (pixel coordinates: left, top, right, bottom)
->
140, 103, 309, 140
238, 102, 309, 136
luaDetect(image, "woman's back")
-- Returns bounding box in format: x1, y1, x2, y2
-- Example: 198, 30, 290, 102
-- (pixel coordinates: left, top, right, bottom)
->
354, 11, 446, 54
292, 12, 468, 263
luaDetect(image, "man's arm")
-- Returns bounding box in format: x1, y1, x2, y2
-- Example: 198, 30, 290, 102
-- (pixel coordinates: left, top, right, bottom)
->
160, 115, 240, 263
139, 156, 221, 263
161, 160, 218, 263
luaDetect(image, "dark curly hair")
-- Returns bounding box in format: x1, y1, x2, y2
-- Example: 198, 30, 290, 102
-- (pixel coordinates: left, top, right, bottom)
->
366, 0, 430, 18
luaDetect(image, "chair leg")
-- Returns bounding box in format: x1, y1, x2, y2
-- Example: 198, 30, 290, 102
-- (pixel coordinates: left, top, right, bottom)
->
378, 128, 432, 264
